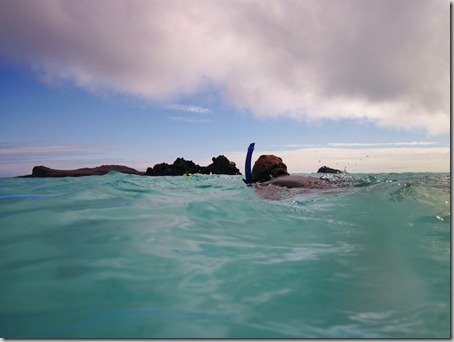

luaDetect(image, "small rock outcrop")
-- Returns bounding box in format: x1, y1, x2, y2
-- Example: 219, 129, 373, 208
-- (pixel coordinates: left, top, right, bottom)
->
251, 154, 289, 183
317, 166, 342, 174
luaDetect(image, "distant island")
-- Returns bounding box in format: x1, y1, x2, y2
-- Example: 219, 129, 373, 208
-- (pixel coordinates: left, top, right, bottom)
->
18, 153, 343, 178
19, 155, 241, 178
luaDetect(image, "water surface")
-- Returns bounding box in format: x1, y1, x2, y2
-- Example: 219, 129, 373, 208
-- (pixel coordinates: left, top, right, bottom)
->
0, 172, 450, 338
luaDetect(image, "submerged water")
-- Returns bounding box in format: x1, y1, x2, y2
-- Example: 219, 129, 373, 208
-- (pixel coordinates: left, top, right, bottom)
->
0, 172, 450, 338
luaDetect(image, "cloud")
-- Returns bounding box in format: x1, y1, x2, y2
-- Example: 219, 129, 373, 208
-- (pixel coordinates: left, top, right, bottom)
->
271, 141, 444, 149
0, 142, 103, 162
326, 141, 440, 148
168, 116, 212, 124
0, 143, 91, 155
0, 142, 112, 177
167, 104, 211, 114
166, 103, 213, 122
0, 0, 449, 134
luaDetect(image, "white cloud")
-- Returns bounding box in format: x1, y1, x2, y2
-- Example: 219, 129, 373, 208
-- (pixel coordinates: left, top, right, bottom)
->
0, 143, 112, 177
0, 143, 105, 164
270, 141, 444, 149
0, 0, 449, 134
326, 141, 440, 148
168, 116, 212, 123
0, 143, 93, 155
167, 104, 211, 114
277, 144, 302, 148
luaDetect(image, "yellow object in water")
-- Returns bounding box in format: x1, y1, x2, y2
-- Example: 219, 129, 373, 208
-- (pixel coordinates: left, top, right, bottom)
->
183, 173, 193, 177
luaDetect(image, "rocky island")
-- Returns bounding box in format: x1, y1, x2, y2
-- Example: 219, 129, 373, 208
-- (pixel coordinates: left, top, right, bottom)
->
18, 151, 342, 179
146, 155, 240, 176
19, 155, 241, 178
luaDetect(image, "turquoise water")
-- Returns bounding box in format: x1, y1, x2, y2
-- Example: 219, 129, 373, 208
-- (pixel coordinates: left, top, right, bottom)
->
0, 172, 450, 338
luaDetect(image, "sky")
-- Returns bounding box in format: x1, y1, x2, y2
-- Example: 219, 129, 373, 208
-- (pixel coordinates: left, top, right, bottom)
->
0, 0, 450, 177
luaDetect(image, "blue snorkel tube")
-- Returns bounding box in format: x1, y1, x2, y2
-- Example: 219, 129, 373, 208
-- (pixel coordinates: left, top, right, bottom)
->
243, 142, 255, 184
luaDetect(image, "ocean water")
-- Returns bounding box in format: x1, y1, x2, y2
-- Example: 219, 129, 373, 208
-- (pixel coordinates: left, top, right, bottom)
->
0, 172, 450, 338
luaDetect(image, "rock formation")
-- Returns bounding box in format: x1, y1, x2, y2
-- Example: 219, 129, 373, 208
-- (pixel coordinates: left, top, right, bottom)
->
23, 165, 145, 178
204, 155, 241, 175
317, 166, 342, 174
20, 155, 241, 178
146, 158, 203, 176
146, 155, 241, 176
251, 154, 289, 183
